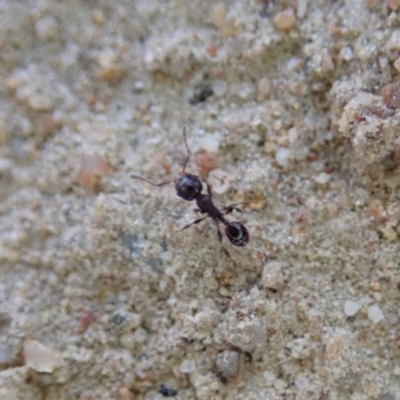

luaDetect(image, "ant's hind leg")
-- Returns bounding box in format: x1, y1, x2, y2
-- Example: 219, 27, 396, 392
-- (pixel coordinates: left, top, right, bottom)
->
178, 215, 209, 231
216, 221, 223, 243
221, 246, 232, 259
215, 220, 231, 259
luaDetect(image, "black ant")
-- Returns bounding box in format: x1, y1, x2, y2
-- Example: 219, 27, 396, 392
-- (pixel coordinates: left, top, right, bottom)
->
131, 127, 249, 257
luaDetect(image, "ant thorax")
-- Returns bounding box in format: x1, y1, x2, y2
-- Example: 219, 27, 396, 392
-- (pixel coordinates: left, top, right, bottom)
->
196, 194, 222, 219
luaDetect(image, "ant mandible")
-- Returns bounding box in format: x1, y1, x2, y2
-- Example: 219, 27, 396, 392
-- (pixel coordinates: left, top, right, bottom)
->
131, 127, 249, 257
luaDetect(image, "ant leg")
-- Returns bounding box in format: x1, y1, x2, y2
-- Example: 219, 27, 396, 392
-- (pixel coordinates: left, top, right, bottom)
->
131, 175, 173, 187
214, 220, 231, 259
222, 202, 245, 215
178, 215, 209, 231
193, 208, 207, 214
182, 126, 191, 174
216, 220, 223, 243
206, 182, 213, 200
220, 242, 235, 261
221, 246, 232, 259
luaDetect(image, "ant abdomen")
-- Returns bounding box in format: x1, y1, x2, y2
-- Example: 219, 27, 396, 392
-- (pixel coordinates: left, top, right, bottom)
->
175, 173, 203, 201
225, 222, 249, 247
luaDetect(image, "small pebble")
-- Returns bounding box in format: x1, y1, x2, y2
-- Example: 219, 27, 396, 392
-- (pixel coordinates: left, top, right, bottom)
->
195, 152, 218, 173
373, 292, 382, 302
119, 387, 132, 399
0, 346, 13, 365
234, 83, 254, 100
340, 47, 354, 62
288, 127, 298, 143
286, 337, 313, 359
388, 0, 400, 10
209, 3, 227, 31
126, 312, 142, 329
380, 82, 400, 109
387, 30, 400, 53
100, 64, 124, 84
248, 193, 266, 210
98, 50, 124, 84
76, 154, 112, 191
24, 339, 65, 373
215, 350, 239, 379
370, 281, 381, 292
365, 0, 379, 9
207, 168, 231, 194
262, 261, 286, 290
263, 371, 276, 387
198, 134, 220, 153
134, 328, 148, 344
394, 58, 400, 74
120, 328, 147, 350
286, 57, 303, 72
0, 116, 6, 145
212, 80, 227, 97
274, 379, 287, 390
344, 300, 360, 317
91, 9, 106, 26
368, 305, 384, 323
381, 227, 398, 242
228, 319, 266, 353
264, 141, 277, 154
314, 172, 331, 184
76, 310, 95, 334
120, 333, 137, 350
297, 0, 308, 19
28, 93, 55, 112
0, 157, 12, 175
133, 80, 144, 93
273, 8, 296, 33
257, 77, 272, 102
35, 16, 59, 42
218, 286, 231, 297
295, 375, 309, 389
179, 359, 196, 374
275, 147, 290, 168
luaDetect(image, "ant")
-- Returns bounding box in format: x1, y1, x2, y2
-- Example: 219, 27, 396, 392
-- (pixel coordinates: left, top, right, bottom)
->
131, 127, 249, 257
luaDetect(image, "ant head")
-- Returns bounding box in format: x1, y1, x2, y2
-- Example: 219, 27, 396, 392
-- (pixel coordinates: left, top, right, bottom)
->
225, 222, 249, 246
175, 173, 203, 201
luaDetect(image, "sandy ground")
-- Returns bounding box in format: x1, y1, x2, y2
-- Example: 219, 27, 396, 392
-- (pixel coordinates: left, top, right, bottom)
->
1, 0, 400, 399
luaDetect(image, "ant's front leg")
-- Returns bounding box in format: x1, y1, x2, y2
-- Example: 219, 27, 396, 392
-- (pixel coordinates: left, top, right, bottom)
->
193, 208, 207, 214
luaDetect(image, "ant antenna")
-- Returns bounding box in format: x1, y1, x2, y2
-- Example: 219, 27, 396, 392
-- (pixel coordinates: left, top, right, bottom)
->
182, 126, 191, 174
131, 126, 191, 186
130, 175, 173, 187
